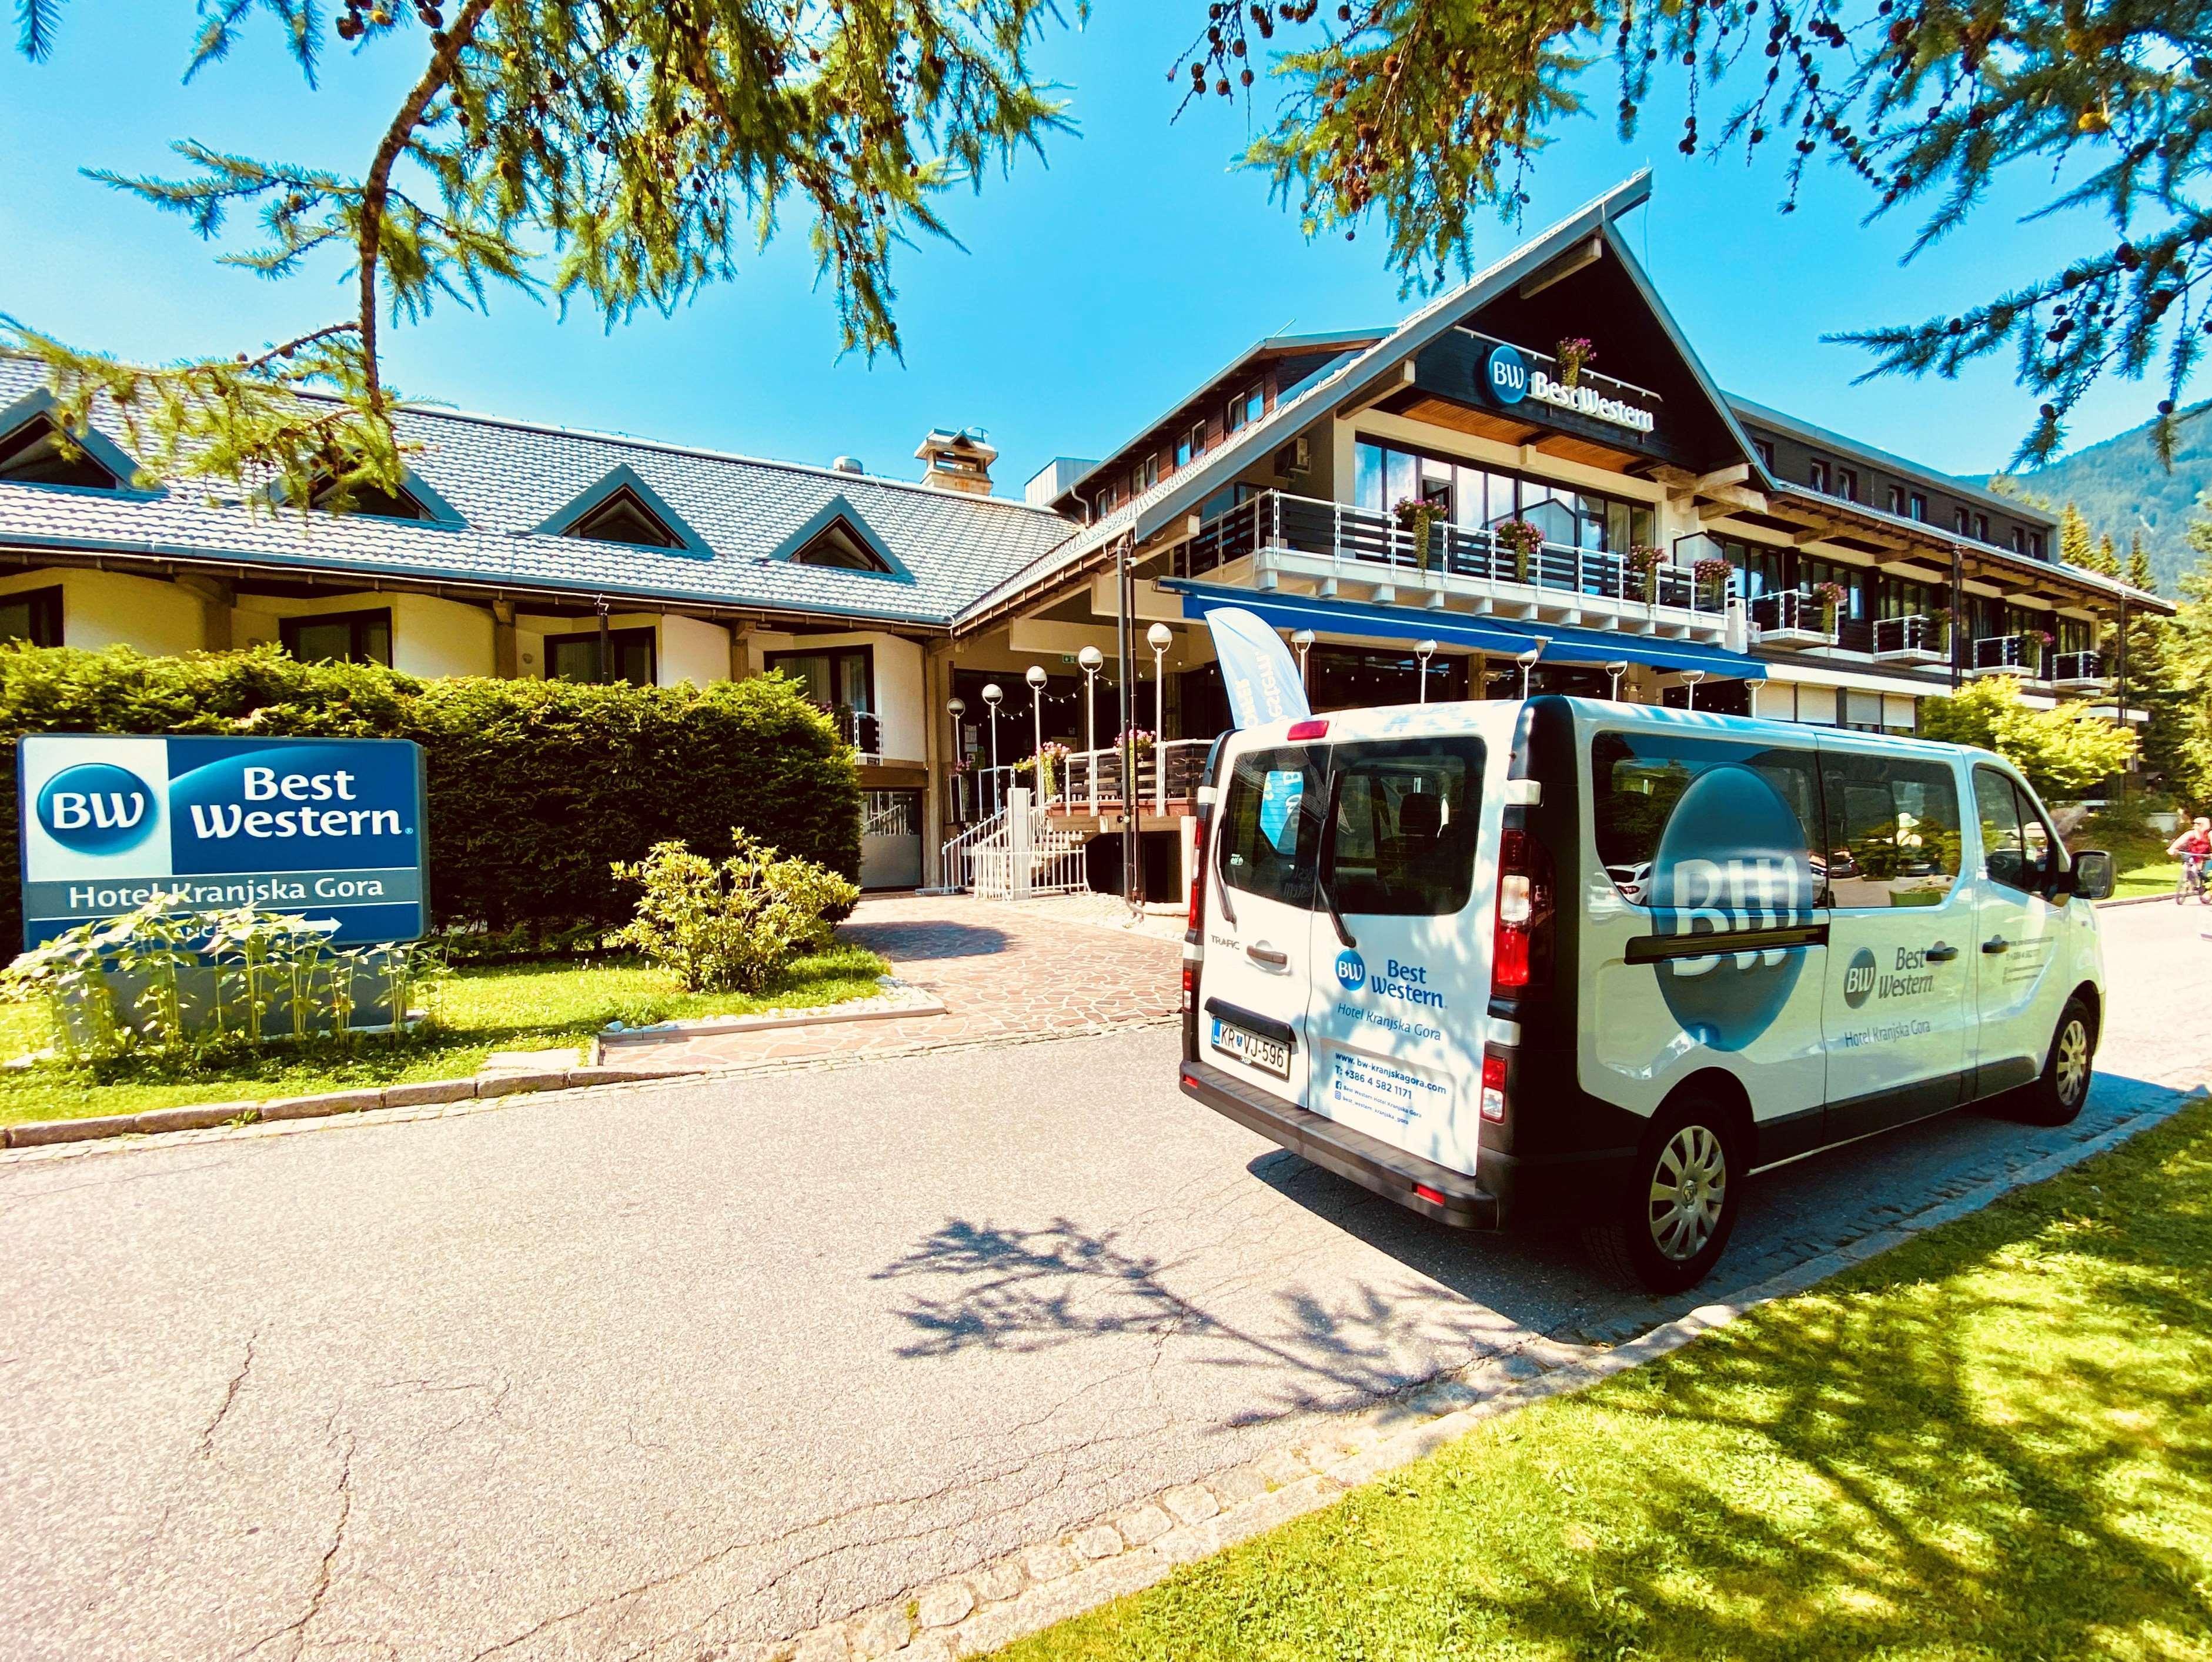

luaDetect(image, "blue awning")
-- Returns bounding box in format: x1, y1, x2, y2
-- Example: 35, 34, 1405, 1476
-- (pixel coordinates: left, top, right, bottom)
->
1163, 580, 1766, 681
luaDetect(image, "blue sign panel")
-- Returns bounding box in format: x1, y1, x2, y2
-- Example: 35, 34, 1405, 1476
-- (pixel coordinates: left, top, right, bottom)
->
19, 734, 428, 947
1483, 343, 1529, 406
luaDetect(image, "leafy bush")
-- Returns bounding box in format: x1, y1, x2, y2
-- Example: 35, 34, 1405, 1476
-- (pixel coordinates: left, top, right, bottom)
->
1917, 676, 2139, 801
0, 644, 861, 946
612, 832, 860, 993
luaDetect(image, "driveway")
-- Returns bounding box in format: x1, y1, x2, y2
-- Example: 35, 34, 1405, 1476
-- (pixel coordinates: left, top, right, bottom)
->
0, 904, 2205, 1660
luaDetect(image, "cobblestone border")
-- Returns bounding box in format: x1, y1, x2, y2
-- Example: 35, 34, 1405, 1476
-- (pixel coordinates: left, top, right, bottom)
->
741, 1083, 2204, 1662
0, 1062, 709, 1149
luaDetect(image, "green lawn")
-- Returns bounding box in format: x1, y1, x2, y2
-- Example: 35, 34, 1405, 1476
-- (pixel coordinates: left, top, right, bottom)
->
2116, 859, 2198, 901
997, 1098, 2212, 1662
0, 941, 890, 1126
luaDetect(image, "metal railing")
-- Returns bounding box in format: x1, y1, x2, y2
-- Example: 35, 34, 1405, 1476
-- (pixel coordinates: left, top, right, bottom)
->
1970, 634, 2049, 677
1168, 490, 1723, 613
937, 792, 1091, 899
1750, 589, 1839, 640
1873, 613, 1949, 659
2051, 648, 2106, 682
1060, 739, 1212, 815
829, 705, 882, 757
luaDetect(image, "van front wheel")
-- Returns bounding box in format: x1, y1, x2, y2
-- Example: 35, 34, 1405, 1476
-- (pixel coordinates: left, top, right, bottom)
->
1586, 1096, 1743, 1294
2017, 997, 2096, 1127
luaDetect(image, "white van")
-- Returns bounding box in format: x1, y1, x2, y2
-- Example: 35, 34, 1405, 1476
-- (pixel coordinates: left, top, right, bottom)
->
1179, 696, 2116, 1292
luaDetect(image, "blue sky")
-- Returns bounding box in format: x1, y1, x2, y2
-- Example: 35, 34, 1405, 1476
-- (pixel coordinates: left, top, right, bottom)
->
0, 5, 2159, 498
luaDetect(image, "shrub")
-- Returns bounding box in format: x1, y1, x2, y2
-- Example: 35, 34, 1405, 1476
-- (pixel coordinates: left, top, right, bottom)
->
0, 644, 861, 946
1917, 676, 2139, 801
612, 832, 858, 993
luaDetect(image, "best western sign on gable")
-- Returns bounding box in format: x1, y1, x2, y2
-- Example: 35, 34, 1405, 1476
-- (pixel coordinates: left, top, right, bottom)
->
18, 735, 428, 947
1482, 342, 1657, 436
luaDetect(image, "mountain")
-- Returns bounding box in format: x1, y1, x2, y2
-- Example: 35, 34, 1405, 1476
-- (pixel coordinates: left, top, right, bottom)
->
1987, 403, 2212, 595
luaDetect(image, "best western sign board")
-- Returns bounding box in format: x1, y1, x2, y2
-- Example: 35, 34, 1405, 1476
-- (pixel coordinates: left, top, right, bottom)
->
18, 735, 428, 948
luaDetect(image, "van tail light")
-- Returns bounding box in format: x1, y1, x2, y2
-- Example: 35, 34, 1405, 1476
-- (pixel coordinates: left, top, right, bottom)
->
1183, 813, 1208, 1012
1287, 719, 1330, 741
1492, 828, 1555, 996
1479, 1046, 1510, 1123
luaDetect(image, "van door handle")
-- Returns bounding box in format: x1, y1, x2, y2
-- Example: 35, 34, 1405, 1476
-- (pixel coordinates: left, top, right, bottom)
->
1982, 936, 2010, 954
1247, 942, 1289, 968
1925, 943, 1959, 962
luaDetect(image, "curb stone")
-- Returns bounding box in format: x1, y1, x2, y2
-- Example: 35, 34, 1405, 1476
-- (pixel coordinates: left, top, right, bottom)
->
748, 1082, 2202, 1662
0, 1062, 709, 1149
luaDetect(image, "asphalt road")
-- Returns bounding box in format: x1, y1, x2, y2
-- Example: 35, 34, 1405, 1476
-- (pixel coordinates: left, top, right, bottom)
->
2, 903, 2207, 1662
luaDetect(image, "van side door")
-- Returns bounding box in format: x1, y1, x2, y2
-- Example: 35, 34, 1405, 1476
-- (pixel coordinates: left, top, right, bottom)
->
1304, 736, 1487, 1176
1202, 740, 1327, 1106
1815, 740, 1975, 1139
1969, 765, 2068, 1095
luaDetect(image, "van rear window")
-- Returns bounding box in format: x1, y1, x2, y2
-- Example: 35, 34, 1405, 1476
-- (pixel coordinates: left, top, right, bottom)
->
1322, 738, 1483, 916
1591, 731, 1822, 912
1219, 747, 1323, 907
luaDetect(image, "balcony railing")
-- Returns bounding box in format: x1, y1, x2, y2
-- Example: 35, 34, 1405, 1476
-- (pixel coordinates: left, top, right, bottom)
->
1749, 589, 1839, 645
829, 705, 882, 757
1969, 634, 2050, 678
2051, 648, 2108, 685
1872, 613, 1950, 662
945, 740, 1212, 825
1168, 490, 1724, 614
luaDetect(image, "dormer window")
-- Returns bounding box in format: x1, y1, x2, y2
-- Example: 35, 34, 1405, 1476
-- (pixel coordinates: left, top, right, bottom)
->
0, 415, 121, 491
310, 476, 431, 521
1807, 458, 1829, 494
790, 516, 894, 573
536, 466, 707, 555
567, 485, 683, 549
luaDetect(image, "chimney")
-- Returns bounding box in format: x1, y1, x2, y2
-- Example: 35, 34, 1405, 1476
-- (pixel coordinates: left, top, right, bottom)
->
914, 426, 997, 496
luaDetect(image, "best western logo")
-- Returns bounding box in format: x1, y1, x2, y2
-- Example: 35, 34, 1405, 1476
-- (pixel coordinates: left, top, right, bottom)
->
187, 766, 403, 841
36, 763, 157, 855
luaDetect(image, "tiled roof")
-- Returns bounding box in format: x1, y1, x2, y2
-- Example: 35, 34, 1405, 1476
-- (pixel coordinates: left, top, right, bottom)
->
0, 355, 1079, 627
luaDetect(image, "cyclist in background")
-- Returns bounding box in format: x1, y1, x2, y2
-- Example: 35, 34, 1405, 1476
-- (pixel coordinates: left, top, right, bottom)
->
2169, 816, 2212, 904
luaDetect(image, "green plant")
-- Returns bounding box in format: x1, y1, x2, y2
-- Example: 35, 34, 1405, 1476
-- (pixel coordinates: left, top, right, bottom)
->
1919, 676, 2140, 800
1497, 518, 1543, 583
1392, 496, 1441, 574
0, 645, 861, 947
612, 831, 860, 994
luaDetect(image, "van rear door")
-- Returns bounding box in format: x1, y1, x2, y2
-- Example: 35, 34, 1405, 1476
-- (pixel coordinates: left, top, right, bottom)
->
1302, 736, 1488, 1176
1201, 737, 1327, 1104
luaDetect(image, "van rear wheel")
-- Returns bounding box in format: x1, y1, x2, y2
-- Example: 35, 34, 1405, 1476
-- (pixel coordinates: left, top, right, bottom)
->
1585, 1094, 1743, 1294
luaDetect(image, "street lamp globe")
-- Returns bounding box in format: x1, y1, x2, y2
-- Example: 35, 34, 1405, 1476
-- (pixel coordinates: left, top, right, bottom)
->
1146, 622, 1173, 652
980, 683, 1002, 709
1024, 664, 1048, 689
945, 696, 965, 717
1078, 645, 1105, 672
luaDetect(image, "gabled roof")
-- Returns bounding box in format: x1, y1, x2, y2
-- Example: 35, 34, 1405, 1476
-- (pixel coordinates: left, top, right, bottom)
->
0, 355, 1077, 629
534, 462, 710, 557
0, 387, 158, 498
767, 496, 911, 580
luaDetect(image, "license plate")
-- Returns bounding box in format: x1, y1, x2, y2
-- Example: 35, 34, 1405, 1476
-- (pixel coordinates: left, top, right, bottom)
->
1212, 1016, 1291, 1077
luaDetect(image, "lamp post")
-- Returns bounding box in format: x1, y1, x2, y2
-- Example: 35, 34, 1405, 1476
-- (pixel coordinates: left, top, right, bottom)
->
980, 684, 1003, 816
1414, 639, 1438, 704
1516, 644, 1543, 700
1291, 628, 1315, 690
1605, 660, 1629, 702
1682, 668, 1706, 711
1078, 644, 1105, 816
1024, 665, 1048, 803
1147, 622, 1173, 819
945, 695, 967, 820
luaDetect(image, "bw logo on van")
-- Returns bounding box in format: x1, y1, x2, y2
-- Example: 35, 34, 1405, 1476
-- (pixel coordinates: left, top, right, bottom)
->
16, 734, 428, 949
1334, 949, 1367, 991
1843, 947, 1879, 1009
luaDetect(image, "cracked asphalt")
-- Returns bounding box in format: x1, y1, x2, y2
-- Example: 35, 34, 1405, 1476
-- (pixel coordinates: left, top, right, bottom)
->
2, 903, 2208, 1661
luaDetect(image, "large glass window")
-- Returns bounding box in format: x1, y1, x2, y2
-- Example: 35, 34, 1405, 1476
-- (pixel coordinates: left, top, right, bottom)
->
1322, 739, 1483, 916
0, 585, 63, 648
1823, 752, 1962, 907
1799, 556, 1867, 622
1882, 578, 1940, 620
1974, 766, 2058, 893
548, 626, 654, 686
766, 645, 874, 713
1709, 536, 1785, 599
1589, 731, 1824, 912
1352, 440, 1652, 549
1218, 746, 1324, 907
281, 608, 392, 668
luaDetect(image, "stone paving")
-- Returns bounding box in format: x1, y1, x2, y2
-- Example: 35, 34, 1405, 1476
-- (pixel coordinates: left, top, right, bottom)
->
603, 892, 1181, 1071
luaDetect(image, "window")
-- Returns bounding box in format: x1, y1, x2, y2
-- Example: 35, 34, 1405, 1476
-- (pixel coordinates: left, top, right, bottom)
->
547, 626, 655, 686
1142, 453, 1161, 491
566, 486, 684, 550
280, 608, 392, 668
1589, 730, 1823, 913
1320, 739, 1483, 916
1882, 578, 1939, 620
0, 416, 121, 490
2011, 527, 2029, 555
1709, 535, 1785, 600
1973, 766, 2059, 893
1955, 507, 1972, 535
1823, 752, 1963, 907
764, 645, 874, 715
1753, 439, 1776, 469
1227, 388, 1258, 432
1887, 485, 1906, 516
1800, 556, 1866, 621
1909, 492, 1927, 522
0, 585, 62, 647
789, 518, 894, 573
1835, 467, 1859, 503
1973, 513, 1991, 543
1218, 746, 1324, 907
1099, 483, 1120, 514
1808, 459, 1830, 494
1174, 426, 1200, 469
2030, 532, 2046, 559
1352, 439, 1653, 551
309, 477, 429, 521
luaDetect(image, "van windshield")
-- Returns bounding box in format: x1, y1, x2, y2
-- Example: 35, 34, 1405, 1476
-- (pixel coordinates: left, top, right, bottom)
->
1219, 746, 1324, 907
1322, 738, 1484, 916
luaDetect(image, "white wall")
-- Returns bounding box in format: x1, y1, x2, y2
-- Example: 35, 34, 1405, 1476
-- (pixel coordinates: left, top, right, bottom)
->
658, 614, 732, 688
746, 629, 927, 762
0, 568, 207, 656
234, 590, 496, 677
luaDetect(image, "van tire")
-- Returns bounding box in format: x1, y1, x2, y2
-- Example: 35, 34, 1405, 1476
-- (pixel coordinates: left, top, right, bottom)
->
1583, 1093, 1744, 1295
2017, 997, 2096, 1127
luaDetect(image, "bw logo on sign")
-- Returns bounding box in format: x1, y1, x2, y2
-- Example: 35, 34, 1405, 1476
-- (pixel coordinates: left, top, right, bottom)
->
36, 763, 157, 855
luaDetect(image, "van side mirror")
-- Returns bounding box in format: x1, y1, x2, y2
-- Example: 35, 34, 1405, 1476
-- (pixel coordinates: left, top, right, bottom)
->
2070, 849, 2116, 902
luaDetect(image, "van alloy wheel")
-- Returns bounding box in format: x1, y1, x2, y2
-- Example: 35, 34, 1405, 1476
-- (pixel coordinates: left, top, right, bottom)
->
1648, 1124, 1728, 1261
2054, 1015, 2091, 1108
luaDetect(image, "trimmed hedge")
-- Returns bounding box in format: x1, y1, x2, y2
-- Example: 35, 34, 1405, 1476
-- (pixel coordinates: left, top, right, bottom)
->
0, 645, 861, 947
